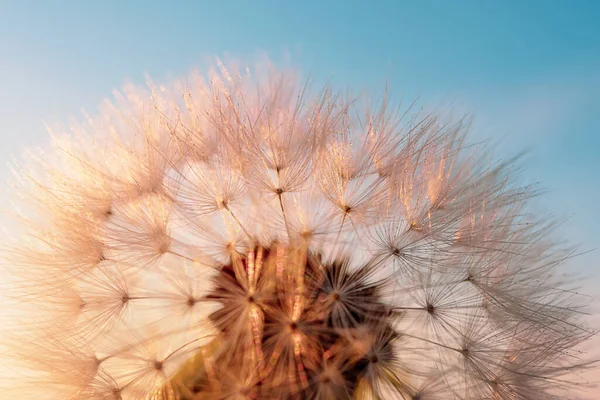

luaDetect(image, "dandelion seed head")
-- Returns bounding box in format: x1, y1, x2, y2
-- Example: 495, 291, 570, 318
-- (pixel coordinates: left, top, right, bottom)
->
0, 58, 594, 399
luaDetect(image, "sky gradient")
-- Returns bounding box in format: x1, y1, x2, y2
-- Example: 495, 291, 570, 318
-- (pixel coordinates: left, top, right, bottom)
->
0, 0, 599, 395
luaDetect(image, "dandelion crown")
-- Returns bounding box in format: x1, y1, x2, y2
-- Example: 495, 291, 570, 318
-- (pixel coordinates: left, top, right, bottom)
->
1, 59, 594, 399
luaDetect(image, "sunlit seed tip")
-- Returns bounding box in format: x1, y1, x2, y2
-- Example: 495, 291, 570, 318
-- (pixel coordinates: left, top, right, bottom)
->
218, 199, 229, 209
408, 222, 422, 231
186, 296, 196, 306
152, 360, 164, 370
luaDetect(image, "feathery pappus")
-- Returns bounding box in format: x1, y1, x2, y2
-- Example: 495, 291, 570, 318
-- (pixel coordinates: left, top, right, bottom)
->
0, 58, 595, 400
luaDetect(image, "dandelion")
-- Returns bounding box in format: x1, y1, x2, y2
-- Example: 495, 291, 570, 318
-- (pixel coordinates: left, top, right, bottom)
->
0, 59, 595, 399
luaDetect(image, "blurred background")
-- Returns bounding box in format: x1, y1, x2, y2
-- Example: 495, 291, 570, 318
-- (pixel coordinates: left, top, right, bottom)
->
0, 0, 598, 394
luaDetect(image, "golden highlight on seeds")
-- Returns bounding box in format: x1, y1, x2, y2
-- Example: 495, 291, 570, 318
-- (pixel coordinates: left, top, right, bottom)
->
0, 59, 594, 399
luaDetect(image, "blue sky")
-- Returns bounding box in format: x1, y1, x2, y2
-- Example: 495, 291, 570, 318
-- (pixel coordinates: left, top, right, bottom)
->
0, 0, 599, 289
